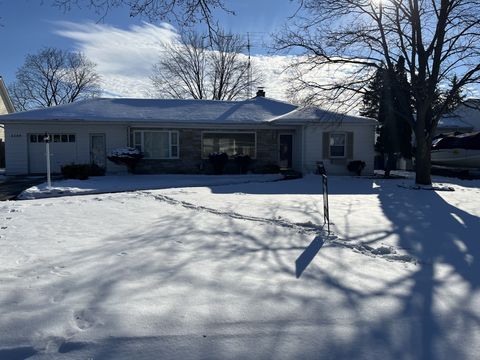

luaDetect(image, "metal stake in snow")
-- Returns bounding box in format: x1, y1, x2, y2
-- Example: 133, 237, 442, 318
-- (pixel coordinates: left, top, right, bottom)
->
322, 174, 330, 235
44, 133, 52, 189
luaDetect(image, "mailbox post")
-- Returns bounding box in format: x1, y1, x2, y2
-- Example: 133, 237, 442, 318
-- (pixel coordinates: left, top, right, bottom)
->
44, 133, 51, 189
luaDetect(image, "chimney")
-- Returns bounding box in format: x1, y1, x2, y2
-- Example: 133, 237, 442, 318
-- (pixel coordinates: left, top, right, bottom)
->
256, 87, 265, 97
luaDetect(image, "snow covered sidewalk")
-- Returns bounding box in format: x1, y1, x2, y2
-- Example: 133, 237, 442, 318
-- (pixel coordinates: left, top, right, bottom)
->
1, 175, 479, 359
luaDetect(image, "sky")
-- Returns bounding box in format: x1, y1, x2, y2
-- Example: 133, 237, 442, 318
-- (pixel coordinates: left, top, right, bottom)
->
3, 1, 477, 107
0, 0, 305, 100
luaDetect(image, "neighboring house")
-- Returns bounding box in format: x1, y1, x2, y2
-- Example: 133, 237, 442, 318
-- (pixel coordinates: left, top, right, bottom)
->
437, 98, 480, 135
0, 91, 377, 176
0, 76, 15, 138
0, 76, 15, 168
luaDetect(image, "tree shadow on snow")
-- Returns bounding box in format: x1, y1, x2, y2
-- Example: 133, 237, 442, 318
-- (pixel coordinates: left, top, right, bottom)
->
2, 183, 480, 359
373, 184, 480, 359
210, 175, 381, 195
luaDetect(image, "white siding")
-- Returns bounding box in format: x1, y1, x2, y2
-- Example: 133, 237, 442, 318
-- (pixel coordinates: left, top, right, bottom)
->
5, 123, 128, 175
302, 123, 376, 175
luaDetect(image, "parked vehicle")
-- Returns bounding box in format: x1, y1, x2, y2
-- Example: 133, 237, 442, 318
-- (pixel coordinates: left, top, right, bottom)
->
431, 131, 480, 169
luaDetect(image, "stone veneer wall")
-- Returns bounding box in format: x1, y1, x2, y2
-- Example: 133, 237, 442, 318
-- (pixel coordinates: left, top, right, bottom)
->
134, 128, 281, 174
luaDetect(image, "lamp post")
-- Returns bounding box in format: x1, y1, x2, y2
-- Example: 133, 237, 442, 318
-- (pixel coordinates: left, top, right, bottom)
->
44, 133, 51, 189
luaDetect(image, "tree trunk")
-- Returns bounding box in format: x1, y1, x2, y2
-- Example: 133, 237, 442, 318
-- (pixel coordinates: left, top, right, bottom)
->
415, 135, 432, 185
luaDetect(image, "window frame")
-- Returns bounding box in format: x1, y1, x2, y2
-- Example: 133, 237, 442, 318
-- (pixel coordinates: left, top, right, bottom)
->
329, 132, 347, 158
28, 133, 76, 143
201, 131, 257, 159
132, 130, 180, 160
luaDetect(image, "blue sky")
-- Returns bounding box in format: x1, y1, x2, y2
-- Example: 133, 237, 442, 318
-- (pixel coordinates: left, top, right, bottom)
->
4, 1, 476, 104
1, 0, 300, 85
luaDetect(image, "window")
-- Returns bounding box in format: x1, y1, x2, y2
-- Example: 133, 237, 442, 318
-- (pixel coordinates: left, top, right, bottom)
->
329, 133, 346, 158
29, 134, 76, 143
202, 132, 256, 158
132, 130, 179, 159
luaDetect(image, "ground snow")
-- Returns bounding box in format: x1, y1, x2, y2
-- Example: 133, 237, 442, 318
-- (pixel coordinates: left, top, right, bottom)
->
1, 174, 480, 359
18, 174, 283, 199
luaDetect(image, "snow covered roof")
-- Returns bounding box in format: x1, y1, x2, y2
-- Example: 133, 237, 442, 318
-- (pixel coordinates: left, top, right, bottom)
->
269, 106, 377, 125
438, 99, 480, 131
0, 97, 298, 124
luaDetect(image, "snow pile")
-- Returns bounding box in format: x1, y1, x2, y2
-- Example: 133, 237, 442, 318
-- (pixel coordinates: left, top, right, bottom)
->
1, 175, 480, 359
107, 147, 142, 158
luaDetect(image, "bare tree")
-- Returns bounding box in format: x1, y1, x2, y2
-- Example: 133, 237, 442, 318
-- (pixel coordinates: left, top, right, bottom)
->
277, 0, 480, 185
51, 0, 232, 36
151, 30, 260, 100
9, 47, 101, 111
152, 32, 209, 99
209, 30, 254, 100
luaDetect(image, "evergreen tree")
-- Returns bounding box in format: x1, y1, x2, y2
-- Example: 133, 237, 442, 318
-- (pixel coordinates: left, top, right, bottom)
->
361, 62, 413, 162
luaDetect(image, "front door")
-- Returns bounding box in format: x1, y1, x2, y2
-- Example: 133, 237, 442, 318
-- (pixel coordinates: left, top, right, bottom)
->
279, 134, 293, 169
90, 134, 106, 168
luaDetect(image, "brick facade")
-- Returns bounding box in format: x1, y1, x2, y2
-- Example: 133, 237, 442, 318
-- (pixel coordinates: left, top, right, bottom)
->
134, 128, 284, 174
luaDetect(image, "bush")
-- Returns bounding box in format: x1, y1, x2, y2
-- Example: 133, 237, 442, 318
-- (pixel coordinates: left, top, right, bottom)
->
233, 154, 251, 174
61, 164, 105, 180
107, 147, 143, 173
208, 152, 229, 174
347, 160, 366, 176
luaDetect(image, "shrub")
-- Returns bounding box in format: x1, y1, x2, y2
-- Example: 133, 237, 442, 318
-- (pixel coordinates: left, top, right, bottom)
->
233, 154, 251, 174
107, 147, 143, 173
208, 152, 229, 174
347, 160, 366, 176
61, 164, 92, 180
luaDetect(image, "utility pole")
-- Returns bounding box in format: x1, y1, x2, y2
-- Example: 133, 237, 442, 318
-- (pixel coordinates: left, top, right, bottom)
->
247, 32, 252, 98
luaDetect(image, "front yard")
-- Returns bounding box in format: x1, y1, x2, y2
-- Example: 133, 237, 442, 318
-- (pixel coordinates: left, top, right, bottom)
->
1, 174, 479, 359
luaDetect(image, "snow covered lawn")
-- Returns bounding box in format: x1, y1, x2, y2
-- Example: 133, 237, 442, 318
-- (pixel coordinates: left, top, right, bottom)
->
1, 175, 479, 359
17, 174, 282, 199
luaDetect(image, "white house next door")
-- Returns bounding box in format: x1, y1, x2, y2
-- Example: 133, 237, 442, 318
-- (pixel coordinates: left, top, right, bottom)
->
90, 134, 106, 168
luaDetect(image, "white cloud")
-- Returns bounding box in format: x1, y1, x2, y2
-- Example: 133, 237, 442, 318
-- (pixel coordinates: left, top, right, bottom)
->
54, 21, 355, 107
55, 21, 179, 97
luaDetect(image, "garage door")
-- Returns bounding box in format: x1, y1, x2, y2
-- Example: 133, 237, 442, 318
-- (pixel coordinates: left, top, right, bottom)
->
28, 133, 77, 174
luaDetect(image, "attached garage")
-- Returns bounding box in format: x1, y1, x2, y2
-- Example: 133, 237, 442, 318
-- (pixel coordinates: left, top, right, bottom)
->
27, 133, 77, 174
2, 120, 127, 176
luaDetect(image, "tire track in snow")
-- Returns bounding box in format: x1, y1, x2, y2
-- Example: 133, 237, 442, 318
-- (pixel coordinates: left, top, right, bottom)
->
142, 191, 419, 265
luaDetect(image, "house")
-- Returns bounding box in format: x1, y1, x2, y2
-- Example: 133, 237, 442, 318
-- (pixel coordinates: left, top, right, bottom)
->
0, 76, 15, 138
0, 90, 377, 176
0, 76, 15, 168
437, 98, 480, 135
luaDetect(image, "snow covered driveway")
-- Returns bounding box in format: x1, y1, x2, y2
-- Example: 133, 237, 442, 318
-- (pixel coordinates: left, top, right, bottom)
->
1, 175, 479, 359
